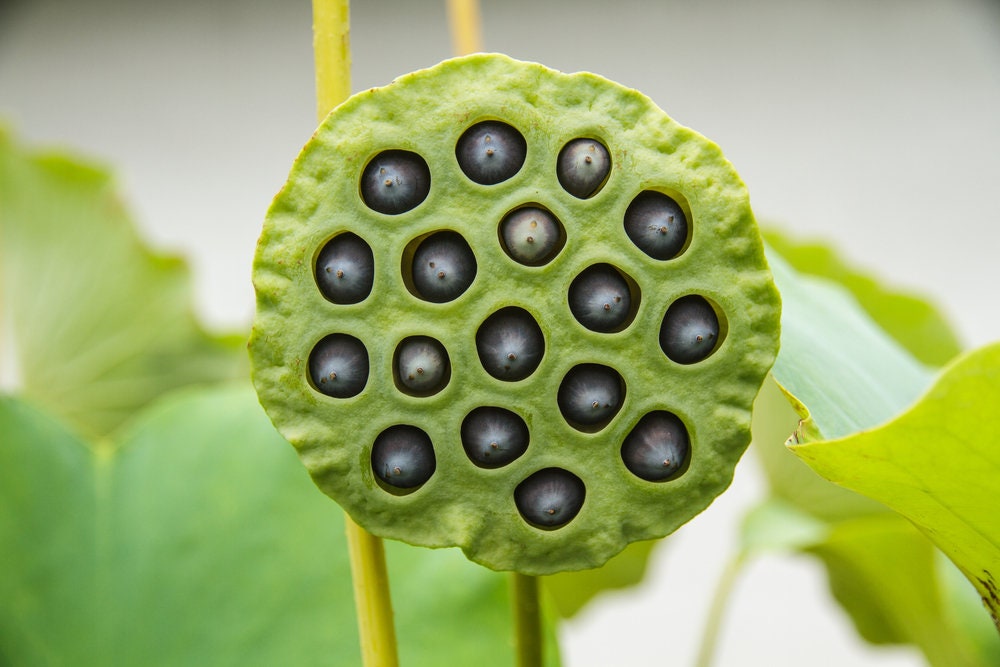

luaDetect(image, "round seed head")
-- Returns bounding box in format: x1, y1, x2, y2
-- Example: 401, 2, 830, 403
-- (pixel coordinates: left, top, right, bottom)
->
660, 295, 721, 364
308, 334, 369, 398
514, 468, 586, 529
410, 231, 477, 303
557, 138, 611, 198
568, 264, 634, 333
621, 411, 690, 482
394, 336, 450, 396
461, 406, 530, 468
499, 206, 564, 266
360, 150, 431, 215
557, 364, 625, 429
476, 307, 545, 381
456, 120, 527, 185
371, 425, 436, 490
624, 191, 689, 260
315, 233, 375, 304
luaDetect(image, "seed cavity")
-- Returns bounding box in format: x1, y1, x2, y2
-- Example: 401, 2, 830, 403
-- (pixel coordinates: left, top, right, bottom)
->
557, 363, 625, 431
461, 406, 530, 468
621, 411, 691, 482
567, 264, 639, 333
360, 150, 430, 215
456, 120, 527, 185
476, 307, 545, 381
371, 425, 436, 491
308, 333, 369, 398
408, 231, 477, 303
315, 233, 375, 304
393, 336, 450, 396
624, 190, 689, 260
659, 295, 724, 364
499, 205, 565, 266
557, 138, 611, 198
514, 468, 586, 529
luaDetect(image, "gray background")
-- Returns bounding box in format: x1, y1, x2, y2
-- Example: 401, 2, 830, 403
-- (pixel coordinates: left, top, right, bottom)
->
2, 0, 998, 664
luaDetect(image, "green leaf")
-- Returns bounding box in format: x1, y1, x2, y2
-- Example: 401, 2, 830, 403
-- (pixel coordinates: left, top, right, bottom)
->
0, 386, 556, 666
763, 229, 963, 366
791, 342, 1000, 630
0, 130, 247, 439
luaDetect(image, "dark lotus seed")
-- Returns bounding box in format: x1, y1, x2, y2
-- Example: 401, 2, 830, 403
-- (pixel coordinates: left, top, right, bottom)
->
456, 121, 527, 185
360, 150, 431, 215
568, 264, 633, 333
514, 468, 586, 529
411, 231, 477, 303
621, 411, 690, 482
476, 308, 544, 381
624, 191, 689, 260
461, 406, 529, 468
499, 207, 563, 266
315, 233, 374, 304
557, 364, 624, 428
660, 295, 721, 364
395, 336, 449, 396
371, 425, 436, 490
308, 334, 369, 398
557, 138, 611, 198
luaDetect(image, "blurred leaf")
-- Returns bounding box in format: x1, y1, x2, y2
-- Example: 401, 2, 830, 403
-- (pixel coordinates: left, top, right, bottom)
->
0, 130, 247, 439
763, 228, 963, 366
0, 386, 557, 666
542, 539, 660, 618
792, 342, 1000, 631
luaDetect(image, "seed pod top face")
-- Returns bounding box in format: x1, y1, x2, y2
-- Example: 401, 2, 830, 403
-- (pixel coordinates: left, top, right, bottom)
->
250, 54, 781, 575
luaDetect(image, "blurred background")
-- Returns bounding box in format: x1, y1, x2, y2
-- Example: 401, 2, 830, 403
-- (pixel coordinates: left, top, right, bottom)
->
2, 0, 998, 664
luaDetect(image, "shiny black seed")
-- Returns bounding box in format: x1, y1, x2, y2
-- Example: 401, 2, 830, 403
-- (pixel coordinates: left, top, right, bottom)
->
568, 264, 633, 332
557, 138, 611, 198
476, 308, 545, 381
624, 191, 688, 260
411, 231, 477, 303
557, 364, 624, 428
499, 206, 563, 266
514, 468, 585, 529
461, 407, 529, 468
395, 336, 449, 396
456, 121, 527, 185
660, 295, 721, 364
315, 233, 374, 304
308, 334, 369, 398
360, 150, 430, 215
621, 411, 690, 482
371, 425, 435, 489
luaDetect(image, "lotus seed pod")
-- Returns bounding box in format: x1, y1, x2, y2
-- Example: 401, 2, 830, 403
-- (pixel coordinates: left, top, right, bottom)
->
557, 364, 625, 429
476, 307, 545, 381
568, 264, 635, 332
461, 406, 530, 468
410, 231, 477, 303
624, 190, 689, 260
307, 334, 368, 398
514, 468, 586, 529
660, 295, 722, 365
499, 206, 563, 266
315, 233, 375, 304
621, 411, 690, 482
395, 336, 450, 396
557, 138, 611, 198
249, 54, 781, 575
360, 150, 431, 215
372, 425, 436, 490
456, 120, 527, 185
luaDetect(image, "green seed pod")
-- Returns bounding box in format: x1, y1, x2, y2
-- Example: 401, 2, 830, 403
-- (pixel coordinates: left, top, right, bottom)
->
249, 54, 781, 574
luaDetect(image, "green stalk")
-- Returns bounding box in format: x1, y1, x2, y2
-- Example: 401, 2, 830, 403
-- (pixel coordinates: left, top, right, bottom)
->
694, 552, 747, 667
511, 572, 543, 667
312, 3, 399, 666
